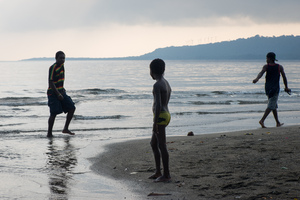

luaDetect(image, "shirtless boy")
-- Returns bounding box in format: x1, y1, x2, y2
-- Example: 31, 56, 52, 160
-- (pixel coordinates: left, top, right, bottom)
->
47, 51, 76, 137
149, 58, 172, 182
253, 52, 290, 128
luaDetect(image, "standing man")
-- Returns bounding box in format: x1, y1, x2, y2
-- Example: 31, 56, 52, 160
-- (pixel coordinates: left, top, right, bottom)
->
253, 52, 290, 128
149, 58, 172, 182
47, 51, 76, 137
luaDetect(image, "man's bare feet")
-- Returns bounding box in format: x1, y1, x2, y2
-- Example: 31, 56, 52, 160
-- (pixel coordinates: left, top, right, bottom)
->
148, 172, 162, 179
62, 130, 75, 135
259, 121, 266, 128
154, 175, 171, 183
277, 123, 284, 127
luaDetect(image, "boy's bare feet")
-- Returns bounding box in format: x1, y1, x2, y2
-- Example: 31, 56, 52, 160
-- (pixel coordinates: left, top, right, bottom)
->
148, 172, 162, 179
259, 121, 266, 128
62, 130, 75, 135
154, 175, 171, 182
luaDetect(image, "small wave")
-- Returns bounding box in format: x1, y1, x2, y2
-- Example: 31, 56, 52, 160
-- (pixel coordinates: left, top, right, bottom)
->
0, 115, 15, 118
116, 94, 151, 100
174, 110, 260, 115
0, 97, 46, 107
0, 126, 149, 135
211, 91, 265, 95
238, 100, 266, 105
73, 88, 125, 95
195, 94, 210, 97
73, 114, 127, 120
212, 91, 228, 95
190, 101, 233, 105
190, 100, 267, 105
0, 115, 42, 119
0, 123, 25, 127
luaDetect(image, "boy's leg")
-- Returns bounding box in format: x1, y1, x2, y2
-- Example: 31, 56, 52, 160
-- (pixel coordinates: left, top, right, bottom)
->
47, 95, 62, 137
61, 93, 76, 135
62, 108, 75, 135
149, 131, 162, 179
155, 125, 171, 182
48, 114, 56, 137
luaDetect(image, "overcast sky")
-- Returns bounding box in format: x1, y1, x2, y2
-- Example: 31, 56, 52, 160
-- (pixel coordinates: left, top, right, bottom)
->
1, 0, 300, 61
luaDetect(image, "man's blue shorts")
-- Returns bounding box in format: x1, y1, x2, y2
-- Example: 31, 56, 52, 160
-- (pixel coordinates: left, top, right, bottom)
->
48, 93, 75, 115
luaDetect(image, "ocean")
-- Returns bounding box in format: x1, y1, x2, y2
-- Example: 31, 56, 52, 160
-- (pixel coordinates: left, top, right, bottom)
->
0, 60, 299, 199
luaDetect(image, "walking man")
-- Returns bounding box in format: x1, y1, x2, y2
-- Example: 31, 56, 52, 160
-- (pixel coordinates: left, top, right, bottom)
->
253, 52, 290, 128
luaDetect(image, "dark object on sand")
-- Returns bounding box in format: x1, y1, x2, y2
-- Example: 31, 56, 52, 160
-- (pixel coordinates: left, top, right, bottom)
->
148, 192, 171, 196
187, 131, 194, 136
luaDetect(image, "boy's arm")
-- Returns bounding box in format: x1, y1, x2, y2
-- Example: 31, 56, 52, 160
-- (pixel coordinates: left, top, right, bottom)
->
253, 65, 267, 83
153, 84, 161, 134
49, 81, 64, 100
279, 65, 290, 93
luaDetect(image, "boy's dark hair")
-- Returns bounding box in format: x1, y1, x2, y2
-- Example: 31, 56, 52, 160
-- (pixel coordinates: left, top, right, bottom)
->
266, 52, 278, 61
55, 51, 65, 59
150, 58, 165, 75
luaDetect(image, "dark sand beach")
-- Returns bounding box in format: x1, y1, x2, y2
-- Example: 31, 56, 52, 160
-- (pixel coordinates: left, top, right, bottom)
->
91, 125, 300, 199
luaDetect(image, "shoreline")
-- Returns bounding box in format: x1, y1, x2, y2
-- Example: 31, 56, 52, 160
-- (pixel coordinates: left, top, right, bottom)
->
90, 125, 300, 199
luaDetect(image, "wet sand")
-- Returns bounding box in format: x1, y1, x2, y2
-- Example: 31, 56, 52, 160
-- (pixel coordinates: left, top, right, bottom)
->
91, 125, 300, 199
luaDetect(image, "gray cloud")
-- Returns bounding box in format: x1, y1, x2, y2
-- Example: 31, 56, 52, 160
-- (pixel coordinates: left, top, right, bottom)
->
82, 0, 300, 26
1, 0, 300, 32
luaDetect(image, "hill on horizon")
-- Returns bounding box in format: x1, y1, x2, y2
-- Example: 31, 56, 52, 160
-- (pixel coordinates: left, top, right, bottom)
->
138, 35, 300, 60
23, 35, 300, 61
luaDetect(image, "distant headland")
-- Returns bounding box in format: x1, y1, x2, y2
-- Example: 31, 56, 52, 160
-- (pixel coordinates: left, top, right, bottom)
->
22, 35, 300, 61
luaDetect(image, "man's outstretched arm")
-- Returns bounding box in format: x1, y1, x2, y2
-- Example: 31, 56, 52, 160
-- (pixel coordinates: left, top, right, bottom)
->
253, 65, 267, 83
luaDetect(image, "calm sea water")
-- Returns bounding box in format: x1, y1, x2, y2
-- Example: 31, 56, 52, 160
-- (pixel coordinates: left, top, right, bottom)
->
0, 60, 299, 199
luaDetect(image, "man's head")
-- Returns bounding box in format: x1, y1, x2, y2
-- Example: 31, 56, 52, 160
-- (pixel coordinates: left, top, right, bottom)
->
150, 58, 165, 75
55, 51, 65, 65
266, 52, 277, 63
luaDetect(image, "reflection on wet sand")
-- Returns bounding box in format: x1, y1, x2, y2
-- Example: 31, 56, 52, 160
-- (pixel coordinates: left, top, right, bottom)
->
46, 137, 77, 199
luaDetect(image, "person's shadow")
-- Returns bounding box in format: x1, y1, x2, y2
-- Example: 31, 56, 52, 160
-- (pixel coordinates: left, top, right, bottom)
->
46, 137, 77, 199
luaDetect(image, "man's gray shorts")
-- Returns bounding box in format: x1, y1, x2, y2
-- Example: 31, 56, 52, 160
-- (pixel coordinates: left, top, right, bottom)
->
267, 93, 278, 110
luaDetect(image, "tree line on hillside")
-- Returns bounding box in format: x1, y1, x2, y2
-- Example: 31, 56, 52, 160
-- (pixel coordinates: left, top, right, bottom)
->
23, 35, 300, 61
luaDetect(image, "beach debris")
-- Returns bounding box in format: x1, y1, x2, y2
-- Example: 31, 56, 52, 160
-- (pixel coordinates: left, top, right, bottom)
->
176, 181, 185, 187
130, 172, 138, 175
147, 192, 171, 196
281, 167, 288, 170
245, 133, 253, 135
187, 131, 194, 136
